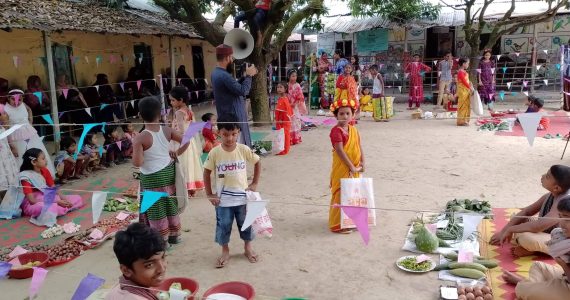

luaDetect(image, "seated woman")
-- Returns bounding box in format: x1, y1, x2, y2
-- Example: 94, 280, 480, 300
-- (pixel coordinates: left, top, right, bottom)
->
24, 76, 51, 136
0, 148, 83, 221
105, 223, 167, 300
490, 165, 570, 257
56, 74, 93, 126
502, 196, 570, 300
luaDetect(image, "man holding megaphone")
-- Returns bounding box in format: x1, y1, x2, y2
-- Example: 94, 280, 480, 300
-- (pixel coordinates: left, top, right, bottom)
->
211, 44, 258, 147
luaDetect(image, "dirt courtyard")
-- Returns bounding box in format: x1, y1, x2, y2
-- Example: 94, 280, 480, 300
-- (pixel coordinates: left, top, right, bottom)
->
1, 102, 567, 299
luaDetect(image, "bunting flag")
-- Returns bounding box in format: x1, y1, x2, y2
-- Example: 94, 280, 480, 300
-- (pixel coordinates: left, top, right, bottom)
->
136, 80, 142, 91
41, 187, 57, 216
74, 123, 100, 160
98, 145, 103, 158
85, 108, 92, 117
101, 123, 106, 134
379, 64, 384, 69
96, 55, 102, 67
476, 69, 482, 74
71, 273, 105, 300
396, 63, 401, 67
274, 66, 277, 71
433, 60, 437, 66
506, 82, 512, 89
543, 49, 548, 55
13, 94, 20, 106
394, 73, 399, 79
117, 141, 122, 151
536, 65, 541, 71
489, 93, 494, 100
404, 73, 409, 79
511, 92, 518, 96
523, 80, 529, 87
515, 52, 520, 57
523, 91, 529, 96
138, 57, 143, 64
398, 86, 402, 92
62, 88, 69, 99
29, 267, 49, 299
109, 55, 117, 64
41, 114, 54, 125
100, 103, 108, 110
12, 56, 19, 68
340, 205, 370, 245
181, 122, 207, 145
438, 71, 442, 77
119, 82, 125, 92
91, 192, 107, 224
85, 56, 89, 64
496, 54, 502, 61
544, 79, 549, 86
94, 85, 99, 94
58, 112, 65, 119
517, 113, 542, 146
130, 100, 135, 108
490, 68, 495, 74
461, 214, 484, 241
32, 92, 43, 105
177, 78, 181, 85
0, 262, 10, 278
420, 71, 425, 77
141, 191, 168, 213
502, 66, 507, 73
556, 63, 562, 70
499, 90, 505, 101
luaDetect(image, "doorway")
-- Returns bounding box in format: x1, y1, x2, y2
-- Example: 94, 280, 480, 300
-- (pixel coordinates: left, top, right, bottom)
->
133, 44, 154, 85
426, 27, 455, 58
192, 46, 207, 103
335, 40, 353, 58
52, 43, 76, 85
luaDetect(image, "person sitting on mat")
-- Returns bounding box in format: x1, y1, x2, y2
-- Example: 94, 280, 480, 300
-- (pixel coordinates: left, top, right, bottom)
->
490, 165, 570, 257
501, 196, 570, 300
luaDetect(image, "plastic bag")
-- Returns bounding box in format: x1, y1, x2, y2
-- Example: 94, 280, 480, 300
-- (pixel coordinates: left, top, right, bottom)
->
271, 128, 285, 154
340, 177, 376, 229
246, 191, 273, 238
471, 91, 484, 116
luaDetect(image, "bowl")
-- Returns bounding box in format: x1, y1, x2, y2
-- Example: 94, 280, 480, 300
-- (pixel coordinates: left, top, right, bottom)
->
8, 252, 49, 279
202, 281, 255, 300
158, 277, 199, 300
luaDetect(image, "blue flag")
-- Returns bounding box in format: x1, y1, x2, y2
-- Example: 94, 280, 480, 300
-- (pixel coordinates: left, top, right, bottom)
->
41, 114, 54, 125
141, 191, 168, 213
75, 123, 101, 160
71, 273, 105, 300
33, 92, 42, 105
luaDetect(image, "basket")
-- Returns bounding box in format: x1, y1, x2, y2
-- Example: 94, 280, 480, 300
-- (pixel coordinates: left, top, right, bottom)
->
158, 277, 199, 300
203, 281, 255, 300
8, 252, 49, 279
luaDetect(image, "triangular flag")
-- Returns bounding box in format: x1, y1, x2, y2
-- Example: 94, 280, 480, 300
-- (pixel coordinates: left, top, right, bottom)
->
499, 91, 505, 101
58, 112, 65, 119
420, 71, 425, 77
340, 205, 370, 245
461, 214, 484, 241
140, 191, 168, 213
523, 80, 529, 87
394, 73, 399, 79
98, 145, 103, 157
241, 193, 267, 231
438, 71, 442, 77
41, 114, 54, 125
85, 56, 89, 64
379, 64, 384, 69
96, 55, 102, 67
507, 82, 512, 89
71, 273, 105, 300
100, 103, 108, 110
33, 92, 43, 105
0, 262, 10, 278
12, 56, 19, 68
85, 107, 92, 117
130, 100, 135, 108
74, 123, 100, 160
181, 122, 207, 145
543, 49, 548, 55
138, 57, 143, 64
515, 52, 520, 57
523, 91, 529, 96
544, 79, 548, 85
517, 113, 542, 146
136, 80, 142, 91
556, 63, 561, 70
40, 187, 57, 216
476, 69, 481, 73
404, 73, 409, 79
398, 86, 402, 92
490, 68, 495, 74
117, 140, 122, 151
29, 267, 49, 299
177, 78, 181, 85
433, 60, 437, 66
94, 85, 99, 93
496, 54, 502, 61
13, 94, 20, 106
536, 65, 541, 71
101, 122, 106, 134
62, 88, 69, 99
502, 66, 507, 73
511, 92, 518, 96
119, 82, 124, 91
91, 191, 107, 224
9, 246, 28, 259
274, 66, 277, 71
489, 93, 494, 100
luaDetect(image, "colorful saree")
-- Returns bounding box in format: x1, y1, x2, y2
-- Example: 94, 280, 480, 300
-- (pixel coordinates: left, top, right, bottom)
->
457, 69, 471, 126
329, 125, 361, 232
139, 162, 181, 240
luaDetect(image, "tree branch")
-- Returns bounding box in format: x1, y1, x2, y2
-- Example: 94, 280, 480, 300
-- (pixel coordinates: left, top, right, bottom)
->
439, 0, 462, 11
213, 1, 236, 27
231, 0, 254, 10
495, 12, 559, 37
269, 0, 324, 58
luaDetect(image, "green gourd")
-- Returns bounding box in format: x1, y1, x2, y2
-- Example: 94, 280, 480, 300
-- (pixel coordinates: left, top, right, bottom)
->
414, 225, 439, 253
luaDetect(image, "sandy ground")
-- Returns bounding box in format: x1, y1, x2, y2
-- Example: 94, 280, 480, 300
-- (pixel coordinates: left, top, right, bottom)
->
1, 101, 567, 299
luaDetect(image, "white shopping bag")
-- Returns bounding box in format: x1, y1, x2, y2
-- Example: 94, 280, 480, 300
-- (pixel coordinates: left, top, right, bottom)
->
340, 177, 376, 229
246, 191, 273, 238
471, 91, 484, 116
271, 128, 285, 154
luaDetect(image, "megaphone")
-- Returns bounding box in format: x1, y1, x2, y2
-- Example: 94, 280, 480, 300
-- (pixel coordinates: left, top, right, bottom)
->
224, 28, 254, 60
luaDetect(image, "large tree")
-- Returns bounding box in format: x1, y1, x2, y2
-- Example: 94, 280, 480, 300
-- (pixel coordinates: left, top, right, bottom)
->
152, 0, 325, 123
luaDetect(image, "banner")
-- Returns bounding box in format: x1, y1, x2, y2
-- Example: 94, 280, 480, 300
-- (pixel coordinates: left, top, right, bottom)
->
356, 28, 389, 52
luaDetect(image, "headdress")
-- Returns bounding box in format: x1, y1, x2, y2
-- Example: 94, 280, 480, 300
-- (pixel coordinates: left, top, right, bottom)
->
329, 98, 358, 113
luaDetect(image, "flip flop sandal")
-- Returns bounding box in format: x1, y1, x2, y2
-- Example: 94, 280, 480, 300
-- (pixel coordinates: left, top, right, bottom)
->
543, 134, 553, 139
216, 257, 229, 268
556, 133, 563, 139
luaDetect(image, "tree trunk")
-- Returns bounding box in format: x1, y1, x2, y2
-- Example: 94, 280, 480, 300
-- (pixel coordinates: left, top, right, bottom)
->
249, 50, 271, 125
467, 41, 481, 84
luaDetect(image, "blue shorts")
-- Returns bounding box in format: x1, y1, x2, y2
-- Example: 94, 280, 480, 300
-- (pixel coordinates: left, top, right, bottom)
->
215, 205, 254, 245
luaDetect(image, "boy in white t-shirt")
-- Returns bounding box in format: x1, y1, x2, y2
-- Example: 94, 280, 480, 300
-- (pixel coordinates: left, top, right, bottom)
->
203, 113, 261, 268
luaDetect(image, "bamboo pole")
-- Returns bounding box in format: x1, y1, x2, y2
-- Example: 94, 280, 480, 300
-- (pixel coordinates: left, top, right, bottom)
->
42, 31, 60, 151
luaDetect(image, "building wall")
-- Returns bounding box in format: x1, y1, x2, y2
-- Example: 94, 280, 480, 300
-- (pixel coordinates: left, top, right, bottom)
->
0, 28, 215, 92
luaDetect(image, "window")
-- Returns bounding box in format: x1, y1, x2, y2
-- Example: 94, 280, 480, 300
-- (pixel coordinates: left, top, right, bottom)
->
287, 43, 301, 64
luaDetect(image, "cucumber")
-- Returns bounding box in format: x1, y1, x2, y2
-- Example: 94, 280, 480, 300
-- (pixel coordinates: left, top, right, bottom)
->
433, 262, 450, 271
443, 252, 458, 261
474, 259, 499, 269
449, 262, 487, 273
438, 238, 451, 247
450, 268, 486, 279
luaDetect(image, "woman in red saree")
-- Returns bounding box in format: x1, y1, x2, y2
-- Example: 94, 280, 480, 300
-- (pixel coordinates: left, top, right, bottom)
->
274, 83, 293, 155
287, 70, 307, 145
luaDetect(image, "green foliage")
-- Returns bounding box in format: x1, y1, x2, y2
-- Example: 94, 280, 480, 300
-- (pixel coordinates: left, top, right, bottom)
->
347, 0, 440, 23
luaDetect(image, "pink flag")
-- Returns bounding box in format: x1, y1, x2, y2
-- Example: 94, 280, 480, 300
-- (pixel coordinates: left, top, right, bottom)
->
9, 245, 28, 259
322, 118, 337, 126
181, 122, 207, 145
523, 80, 529, 87
119, 82, 125, 91
62, 88, 69, 99
117, 140, 122, 151
195, 91, 199, 98
489, 93, 494, 99
340, 205, 370, 245
13, 94, 20, 106
29, 267, 49, 299
136, 80, 142, 91
490, 68, 495, 74
476, 69, 481, 73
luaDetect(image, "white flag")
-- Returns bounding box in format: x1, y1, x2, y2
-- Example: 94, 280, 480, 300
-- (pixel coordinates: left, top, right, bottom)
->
91, 192, 107, 224
85, 108, 92, 117
241, 192, 267, 231
506, 82, 512, 89
517, 113, 542, 146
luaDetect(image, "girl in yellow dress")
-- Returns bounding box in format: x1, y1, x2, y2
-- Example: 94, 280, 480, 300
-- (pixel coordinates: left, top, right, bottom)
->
359, 87, 373, 118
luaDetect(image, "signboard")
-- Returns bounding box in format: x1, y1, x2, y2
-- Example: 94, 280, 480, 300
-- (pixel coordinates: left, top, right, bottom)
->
356, 28, 389, 53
